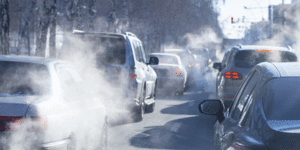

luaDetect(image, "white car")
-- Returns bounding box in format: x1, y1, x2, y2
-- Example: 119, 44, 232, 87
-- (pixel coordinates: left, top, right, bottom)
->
0, 55, 108, 150
148, 53, 187, 95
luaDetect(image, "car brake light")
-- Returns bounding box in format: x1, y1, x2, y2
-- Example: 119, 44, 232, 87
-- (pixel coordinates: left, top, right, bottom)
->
224, 72, 242, 80
175, 69, 181, 76
130, 74, 137, 79
227, 144, 253, 150
8, 117, 48, 131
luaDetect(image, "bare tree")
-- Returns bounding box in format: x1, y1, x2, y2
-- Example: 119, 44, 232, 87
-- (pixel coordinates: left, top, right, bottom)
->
35, 0, 56, 57
49, 0, 56, 58
0, 0, 10, 55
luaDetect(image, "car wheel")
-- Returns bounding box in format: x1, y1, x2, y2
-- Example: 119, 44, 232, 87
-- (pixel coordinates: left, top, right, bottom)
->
67, 134, 76, 150
145, 103, 155, 113
132, 88, 145, 122
99, 122, 108, 150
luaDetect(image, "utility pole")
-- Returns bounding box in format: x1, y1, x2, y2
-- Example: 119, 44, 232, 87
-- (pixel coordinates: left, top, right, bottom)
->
269, 5, 273, 37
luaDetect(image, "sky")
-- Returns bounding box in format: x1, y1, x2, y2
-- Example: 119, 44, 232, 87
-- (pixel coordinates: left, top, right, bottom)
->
217, 0, 292, 38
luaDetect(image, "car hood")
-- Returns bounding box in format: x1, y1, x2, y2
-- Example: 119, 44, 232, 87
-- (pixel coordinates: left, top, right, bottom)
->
261, 120, 300, 150
0, 95, 41, 117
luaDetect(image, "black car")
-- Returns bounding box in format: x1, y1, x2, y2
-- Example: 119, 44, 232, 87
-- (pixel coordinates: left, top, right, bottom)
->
199, 62, 300, 150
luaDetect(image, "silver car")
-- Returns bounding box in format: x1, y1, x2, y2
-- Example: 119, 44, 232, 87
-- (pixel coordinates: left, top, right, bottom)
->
213, 45, 298, 108
0, 55, 108, 149
148, 53, 187, 95
64, 31, 158, 122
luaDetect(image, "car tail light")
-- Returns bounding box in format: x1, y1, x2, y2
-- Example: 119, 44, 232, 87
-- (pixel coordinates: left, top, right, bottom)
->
224, 72, 242, 80
175, 69, 182, 76
130, 74, 137, 79
7, 116, 48, 131
227, 144, 253, 150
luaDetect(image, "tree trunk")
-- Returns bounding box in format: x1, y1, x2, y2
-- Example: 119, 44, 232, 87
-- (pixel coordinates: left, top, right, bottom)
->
35, 0, 54, 57
49, 0, 56, 58
0, 0, 10, 55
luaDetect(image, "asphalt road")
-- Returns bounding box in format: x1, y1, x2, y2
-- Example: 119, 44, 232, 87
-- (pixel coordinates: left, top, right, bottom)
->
107, 87, 217, 150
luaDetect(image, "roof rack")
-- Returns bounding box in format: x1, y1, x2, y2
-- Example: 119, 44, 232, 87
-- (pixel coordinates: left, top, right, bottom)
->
125, 32, 137, 38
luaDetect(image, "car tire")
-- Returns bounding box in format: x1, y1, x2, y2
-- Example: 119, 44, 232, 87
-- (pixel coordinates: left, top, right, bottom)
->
99, 121, 108, 150
145, 103, 155, 113
132, 88, 145, 122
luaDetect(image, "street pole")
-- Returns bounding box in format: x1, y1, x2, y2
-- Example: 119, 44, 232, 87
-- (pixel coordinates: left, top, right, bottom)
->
270, 5, 273, 38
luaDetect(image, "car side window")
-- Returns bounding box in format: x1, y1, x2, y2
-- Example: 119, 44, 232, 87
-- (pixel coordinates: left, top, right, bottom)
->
222, 51, 229, 67
232, 71, 259, 120
132, 40, 139, 61
139, 42, 147, 63
238, 91, 255, 126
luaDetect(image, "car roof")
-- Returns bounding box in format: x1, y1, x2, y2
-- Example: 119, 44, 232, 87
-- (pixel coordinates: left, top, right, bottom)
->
235, 45, 290, 51
72, 31, 126, 40
0, 55, 60, 65
256, 62, 300, 79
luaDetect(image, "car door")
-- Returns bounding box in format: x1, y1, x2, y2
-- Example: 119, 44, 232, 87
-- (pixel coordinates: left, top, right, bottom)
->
215, 70, 260, 150
139, 42, 155, 98
132, 40, 153, 99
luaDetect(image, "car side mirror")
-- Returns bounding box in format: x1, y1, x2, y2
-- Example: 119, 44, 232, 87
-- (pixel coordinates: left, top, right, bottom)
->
213, 62, 222, 71
148, 57, 159, 65
199, 99, 225, 122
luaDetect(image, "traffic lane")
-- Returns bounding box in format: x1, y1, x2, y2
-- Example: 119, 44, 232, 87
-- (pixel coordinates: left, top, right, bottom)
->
107, 91, 216, 150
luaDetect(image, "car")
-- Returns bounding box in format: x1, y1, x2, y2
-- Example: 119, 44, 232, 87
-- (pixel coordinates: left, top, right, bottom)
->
148, 53, 187, 95
62, 31, 158, 122
164, 49, 196, 89
0, 55, 108, 150
213, 44, 297, 109
199, 62, 300, 150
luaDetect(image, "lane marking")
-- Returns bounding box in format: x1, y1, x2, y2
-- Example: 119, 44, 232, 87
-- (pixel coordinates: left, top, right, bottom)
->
170, 123, 181, 132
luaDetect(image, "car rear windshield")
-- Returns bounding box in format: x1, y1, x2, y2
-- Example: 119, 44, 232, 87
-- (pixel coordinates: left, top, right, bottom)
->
234, 50, 297, 68
165, 51, 194, 66
0, 61, 51, 96
154, 55, 179, 65
67, 34, 126, 65
263, 77, 300, 120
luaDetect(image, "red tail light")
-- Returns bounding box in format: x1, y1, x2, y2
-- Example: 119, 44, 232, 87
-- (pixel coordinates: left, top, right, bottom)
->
130, 74, 137, 79
175, 69, 182, 76
1, 116, 48, 131
224, 72, 242, 80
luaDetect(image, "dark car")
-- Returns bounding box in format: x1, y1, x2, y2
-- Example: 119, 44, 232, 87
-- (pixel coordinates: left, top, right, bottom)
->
199, 62, 300, 150
213, 44, 297, 109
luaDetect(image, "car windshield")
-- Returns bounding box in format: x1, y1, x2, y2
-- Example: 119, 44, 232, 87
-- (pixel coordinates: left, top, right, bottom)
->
263, 77, 300, 120
0, 61, 51, 96
154, 55, 179, 65
234, 50, 297, 68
